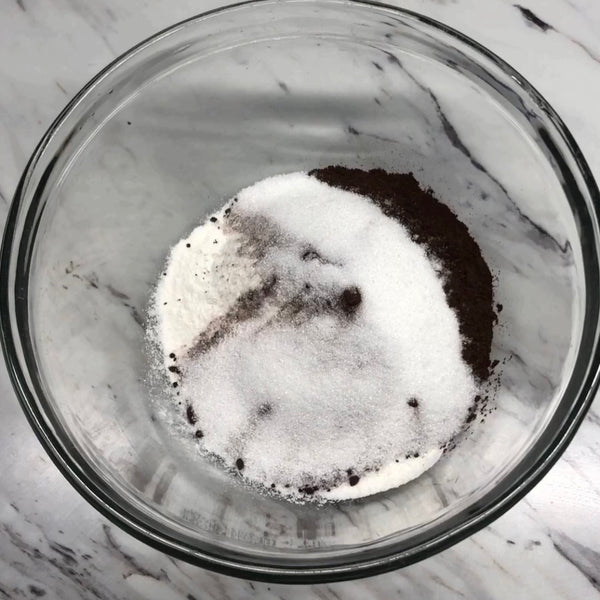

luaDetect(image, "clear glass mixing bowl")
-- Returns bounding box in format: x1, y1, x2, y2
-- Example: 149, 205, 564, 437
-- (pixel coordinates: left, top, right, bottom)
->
2, 0, 599, 583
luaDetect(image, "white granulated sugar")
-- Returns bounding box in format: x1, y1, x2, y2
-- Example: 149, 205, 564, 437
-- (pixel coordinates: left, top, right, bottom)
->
150, 172, 478, 501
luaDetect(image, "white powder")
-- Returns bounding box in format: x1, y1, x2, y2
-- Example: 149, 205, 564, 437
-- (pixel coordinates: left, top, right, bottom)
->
150, 172, 478, 501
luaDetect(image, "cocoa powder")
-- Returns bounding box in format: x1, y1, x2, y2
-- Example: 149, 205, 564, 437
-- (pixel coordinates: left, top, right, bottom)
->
309, 166, 494, 381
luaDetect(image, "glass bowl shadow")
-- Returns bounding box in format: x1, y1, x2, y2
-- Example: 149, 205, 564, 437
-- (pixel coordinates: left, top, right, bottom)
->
2, 0, 599, 583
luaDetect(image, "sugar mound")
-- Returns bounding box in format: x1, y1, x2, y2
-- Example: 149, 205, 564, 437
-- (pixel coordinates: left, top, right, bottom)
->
151, 172, 478, 501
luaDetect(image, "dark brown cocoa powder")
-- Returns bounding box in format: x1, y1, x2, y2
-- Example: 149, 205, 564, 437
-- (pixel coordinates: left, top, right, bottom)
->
310, 166, 494, 381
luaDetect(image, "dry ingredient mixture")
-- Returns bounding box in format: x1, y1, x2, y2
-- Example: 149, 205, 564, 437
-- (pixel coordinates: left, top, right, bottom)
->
148, 167, 495, 502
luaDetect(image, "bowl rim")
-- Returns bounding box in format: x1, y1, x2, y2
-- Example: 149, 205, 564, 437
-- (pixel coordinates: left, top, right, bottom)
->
2, 0, 600, 584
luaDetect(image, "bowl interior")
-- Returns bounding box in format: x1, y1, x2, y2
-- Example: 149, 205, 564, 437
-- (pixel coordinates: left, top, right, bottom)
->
5, 0, 597, 579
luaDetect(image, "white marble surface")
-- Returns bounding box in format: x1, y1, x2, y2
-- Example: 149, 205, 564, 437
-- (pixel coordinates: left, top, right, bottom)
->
1, 0, 599, 598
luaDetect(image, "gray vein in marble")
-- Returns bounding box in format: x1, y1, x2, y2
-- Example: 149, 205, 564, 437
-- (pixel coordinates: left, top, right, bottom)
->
1, 518, 108, 598
55, 80, 69, 95
105, 6, 117, 22
566, 36, 600, 64
514, 5, 553, 32
62, 0, 118, 55
380, 21, 543, 120
345, 124, 397, 143
551, 532, 600, 592
277, 81, 290, 94
66, 264, 144, 327
379, 48, 572, 254
103, 524, 158, 580
506, 350, 557, 392
515, 4, 600, 63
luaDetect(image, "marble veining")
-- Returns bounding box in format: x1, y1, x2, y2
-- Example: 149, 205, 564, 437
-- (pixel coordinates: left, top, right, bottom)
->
0, 1, 599, 599
515, 4, 554, 31
375, 48, 572, 255
515, 3, 600, 63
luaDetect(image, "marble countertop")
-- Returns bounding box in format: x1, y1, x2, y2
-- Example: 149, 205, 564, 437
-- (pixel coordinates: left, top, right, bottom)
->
1, 0, 599, 598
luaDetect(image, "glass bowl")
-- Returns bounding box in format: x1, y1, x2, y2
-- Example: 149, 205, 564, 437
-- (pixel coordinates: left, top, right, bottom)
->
2, 0, 599, 584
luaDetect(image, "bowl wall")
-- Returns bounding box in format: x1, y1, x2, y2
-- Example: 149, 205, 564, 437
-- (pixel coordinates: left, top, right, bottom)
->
3, 0, 598, 582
